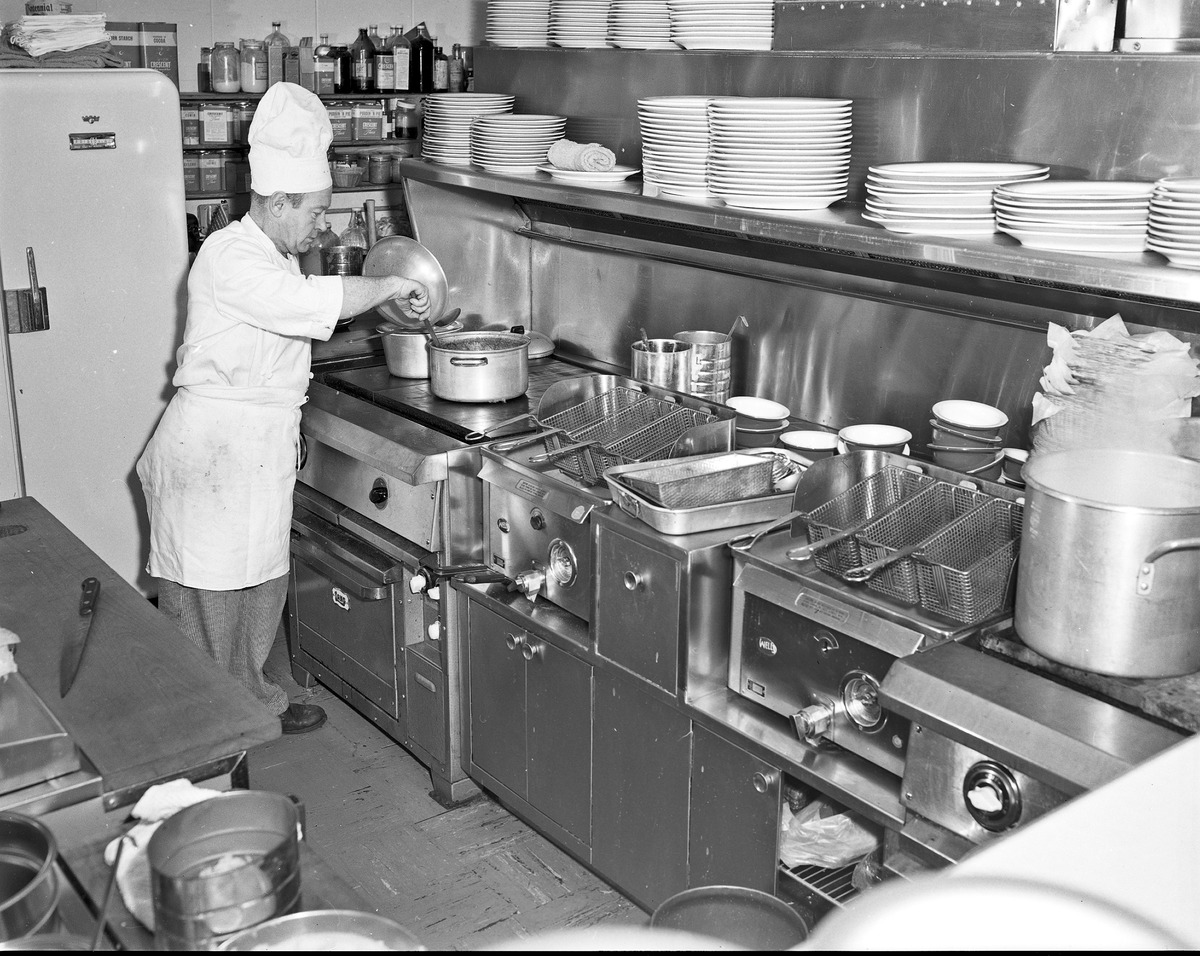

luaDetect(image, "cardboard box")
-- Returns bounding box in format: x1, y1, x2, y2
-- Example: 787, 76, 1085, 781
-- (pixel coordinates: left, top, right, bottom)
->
105, 21, 141, 69
298, 37, 315, 92
284, 48, 300, 86
25, 2, 73, 13
140, 22, 179, 88
327, 106, 353, 143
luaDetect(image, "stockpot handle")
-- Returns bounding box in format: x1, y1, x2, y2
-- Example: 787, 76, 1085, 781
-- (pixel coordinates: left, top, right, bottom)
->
928, 419, 1004, 445
1137, 537, 1200, 595
450, 356, 489, 368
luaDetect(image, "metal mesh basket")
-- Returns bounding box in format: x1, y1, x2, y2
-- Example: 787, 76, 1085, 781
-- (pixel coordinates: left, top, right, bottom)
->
806, 467, 936, 577
619, 454, 774, 509
540, 388, 656, 436
851, 481, 991, 604
914, 498, 1024, 624
559, 406, 718, 485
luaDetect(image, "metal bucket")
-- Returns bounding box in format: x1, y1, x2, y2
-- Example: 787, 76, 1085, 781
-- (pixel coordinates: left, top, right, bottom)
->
1015, 448, 1200, 678
0, 813, 61, 942
632, 339, 693, 392
147, 791, 302, 951
650, 886, 809, 950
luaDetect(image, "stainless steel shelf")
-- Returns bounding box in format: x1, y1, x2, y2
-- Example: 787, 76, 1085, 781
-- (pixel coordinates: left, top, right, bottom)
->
399, 158, 1200, 308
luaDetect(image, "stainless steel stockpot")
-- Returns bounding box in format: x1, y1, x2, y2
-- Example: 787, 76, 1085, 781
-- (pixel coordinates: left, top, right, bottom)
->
1015, 448, 1200, 678
428, 331, 530, 403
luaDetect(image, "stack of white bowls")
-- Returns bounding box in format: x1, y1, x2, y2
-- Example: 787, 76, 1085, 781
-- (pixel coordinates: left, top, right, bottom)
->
637, 95, 712, 202
705, 97, 852, 212
1146, 178, 1200, 269
667, 0, 774, 50
486, 0, 552, 46
864, 162, 1049, 238
929, 400, 1007, 481
470, 114, 568, 174
995, 180, 1155, 255
607, 0, 673, 48
549, 0, 612, 47
727, 396, 790, 449
421, 93, 516, 167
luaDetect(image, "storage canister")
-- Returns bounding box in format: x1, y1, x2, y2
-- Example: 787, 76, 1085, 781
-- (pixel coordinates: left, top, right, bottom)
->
198, 150, 224, 194
233, 101, 255, 144
1015, 448, 1200, 678
180, 107, 200, 147
220, 150, 246, 194
239, 39, 267, 94
182, 153, 200, 194
368, 154, 390, 184
198, 102, 234, 147
211, 41, 239, 93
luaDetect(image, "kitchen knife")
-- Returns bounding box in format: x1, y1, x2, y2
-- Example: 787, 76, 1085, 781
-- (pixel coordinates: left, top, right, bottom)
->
59, 577, 100, 697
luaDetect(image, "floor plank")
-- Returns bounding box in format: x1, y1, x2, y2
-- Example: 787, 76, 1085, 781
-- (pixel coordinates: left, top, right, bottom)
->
246, 633, 643, 949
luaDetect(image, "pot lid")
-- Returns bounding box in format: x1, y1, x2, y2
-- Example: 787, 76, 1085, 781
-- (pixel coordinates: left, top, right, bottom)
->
376, 319, 462, 336
527, 331, 555, 359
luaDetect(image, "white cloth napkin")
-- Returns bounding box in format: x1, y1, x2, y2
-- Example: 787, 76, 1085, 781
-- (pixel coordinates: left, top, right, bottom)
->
9, 13, 107, 55
103, 780, 224, 931
547, 138, 616, 171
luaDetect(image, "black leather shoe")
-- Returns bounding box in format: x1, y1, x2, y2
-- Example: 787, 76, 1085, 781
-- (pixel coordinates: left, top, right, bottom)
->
279, 701, 327, 735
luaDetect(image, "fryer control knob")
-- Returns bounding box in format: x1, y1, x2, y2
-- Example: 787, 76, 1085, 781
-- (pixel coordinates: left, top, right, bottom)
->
369, 482, 388, 505
792, 702, 835, 742
529, 509, 547, 531
427, 621, 441, 641
963, 761, 1022, 832
513, 568, 546, 601
409, 573, 429, 594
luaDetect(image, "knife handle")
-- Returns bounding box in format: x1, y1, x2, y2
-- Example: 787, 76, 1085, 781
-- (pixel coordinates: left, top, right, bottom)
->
80, 577, 100, 614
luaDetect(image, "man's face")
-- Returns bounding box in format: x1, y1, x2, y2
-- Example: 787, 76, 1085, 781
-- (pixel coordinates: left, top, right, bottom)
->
277, 187, 333, 257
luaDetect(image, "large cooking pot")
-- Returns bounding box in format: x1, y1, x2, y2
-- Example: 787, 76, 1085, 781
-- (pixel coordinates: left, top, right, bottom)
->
377, 319, 462, 379
1015, 448, 1200, 678
0, 812, 61, 941
429, 331, 530, 403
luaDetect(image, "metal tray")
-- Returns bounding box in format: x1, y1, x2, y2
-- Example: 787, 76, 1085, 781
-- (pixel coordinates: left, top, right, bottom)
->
605, 455, 793, 535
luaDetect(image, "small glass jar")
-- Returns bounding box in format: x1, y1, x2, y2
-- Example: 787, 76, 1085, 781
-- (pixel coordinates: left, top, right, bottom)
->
197, 46, 212, 93
368, 154, 390, 184
211, 42, 240, 94
239, 39, 267, 95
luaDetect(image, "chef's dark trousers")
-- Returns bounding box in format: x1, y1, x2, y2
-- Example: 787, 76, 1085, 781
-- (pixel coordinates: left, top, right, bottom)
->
157, 575, 290, 716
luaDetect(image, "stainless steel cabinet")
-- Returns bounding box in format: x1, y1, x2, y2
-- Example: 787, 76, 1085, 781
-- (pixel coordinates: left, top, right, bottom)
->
689, 724, 781, 893
467, 602, 592, 845
592, 670, 691, 911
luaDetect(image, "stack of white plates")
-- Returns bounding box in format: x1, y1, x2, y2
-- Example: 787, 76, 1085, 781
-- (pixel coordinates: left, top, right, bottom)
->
607, 0, 672, 48
864, 162, 1050, 238
549, 0, 612, 48
706, 97, 852, 211
486, 0, 552, 46
470, 114, 568, 174
637, 96, 712, 202
421, 93, 516, 166
1146, 178, 1200, 268
667, 0, 774, 50
995, 180, 1154, 254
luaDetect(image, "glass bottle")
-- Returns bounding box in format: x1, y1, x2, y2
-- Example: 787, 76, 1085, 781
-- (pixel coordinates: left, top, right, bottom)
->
240, 39, 267, 94
314, 34, 335, 95
375, 26, 396, 92
211, 41, 240, 93
393, 100, 418, 141
314, 33, 332, 58
391, 23, 411, 94
350, 27, 375, 92
197, 46, 213, 92
408, 22, 434, 94
332, 46, 353, 94
432, 41, 449, 93
339, 211, 369, 252
448, 43, 466, 93
264, 21, 290, 88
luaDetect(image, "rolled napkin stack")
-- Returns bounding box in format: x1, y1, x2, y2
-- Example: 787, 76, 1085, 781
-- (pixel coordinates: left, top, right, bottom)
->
547, 138, 617, 172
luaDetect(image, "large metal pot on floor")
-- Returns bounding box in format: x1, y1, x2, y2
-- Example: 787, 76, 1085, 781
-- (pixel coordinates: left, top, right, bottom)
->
428, 330, 530, 403
1015, 448, 1200, 678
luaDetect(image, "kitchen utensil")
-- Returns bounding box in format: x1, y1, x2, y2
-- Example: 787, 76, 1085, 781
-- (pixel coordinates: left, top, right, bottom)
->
428, 330, 530, 403
1016, 448, 1200, 678
650, 885, 809, 950
420, 314, 447, 349
362, 199, 378, 248
90, 836, 125, 951
467, 378, 650, 443
0, 812, 61, 941
640, 327, 651, 349
362, 236, 449, 326
631, 338, 693, 392
59, 577, 99, 697
529, 406, 703, 464
617, 453, 773, 509
217, 909, 424, 951
728, 313, 749, 337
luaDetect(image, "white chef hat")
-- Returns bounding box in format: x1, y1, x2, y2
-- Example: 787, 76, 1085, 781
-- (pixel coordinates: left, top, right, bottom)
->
248, 82, 333, 194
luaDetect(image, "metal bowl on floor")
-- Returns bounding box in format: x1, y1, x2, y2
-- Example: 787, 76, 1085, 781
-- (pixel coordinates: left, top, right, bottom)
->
218, 909, 425, 951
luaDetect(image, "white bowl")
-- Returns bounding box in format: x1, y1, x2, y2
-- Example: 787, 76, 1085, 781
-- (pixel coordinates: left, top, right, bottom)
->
780, 430, 839, 455
838, 423, 913, 453
726, 395, 791, 427
932, 399, 1009, 431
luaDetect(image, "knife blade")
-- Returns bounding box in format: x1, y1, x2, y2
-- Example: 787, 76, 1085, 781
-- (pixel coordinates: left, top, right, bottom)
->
60, 577, 100, 697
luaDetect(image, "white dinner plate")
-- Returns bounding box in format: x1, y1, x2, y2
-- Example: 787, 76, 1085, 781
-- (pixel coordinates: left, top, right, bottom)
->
870, 161, 1049, 179
672, 37, 773, 49
863, 212, 997, 236
999, 227, 1148, 253
708, 96, 852, 110
536, 164, 640, 183
716, 192, 847, 210
995, 180, 1156, 201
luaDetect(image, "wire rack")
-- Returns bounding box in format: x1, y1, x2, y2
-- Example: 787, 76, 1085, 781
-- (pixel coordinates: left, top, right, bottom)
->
778, 862, 861, 910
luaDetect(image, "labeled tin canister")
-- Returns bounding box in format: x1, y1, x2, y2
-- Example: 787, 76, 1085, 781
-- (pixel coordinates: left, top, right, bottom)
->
198, 102, 234, 147
198, 150, 225, 193
180, 107, 200, 147
233, 100, 255, 144
182, 153, 200, 193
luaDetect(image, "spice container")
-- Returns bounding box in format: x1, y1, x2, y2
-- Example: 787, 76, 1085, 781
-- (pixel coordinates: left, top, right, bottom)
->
212, 41, 240, 93
240, 39, 267, 94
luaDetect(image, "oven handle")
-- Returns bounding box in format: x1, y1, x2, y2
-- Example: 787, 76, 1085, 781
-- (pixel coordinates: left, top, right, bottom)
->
291, 535, 390, 601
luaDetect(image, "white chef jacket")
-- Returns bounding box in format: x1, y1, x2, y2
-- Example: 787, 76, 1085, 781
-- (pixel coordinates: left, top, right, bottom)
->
137, 215, 344, 590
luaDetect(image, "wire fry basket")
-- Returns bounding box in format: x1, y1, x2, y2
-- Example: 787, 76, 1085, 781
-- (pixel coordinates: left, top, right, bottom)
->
914, 498, 1024, 624
619, 453, 774, 509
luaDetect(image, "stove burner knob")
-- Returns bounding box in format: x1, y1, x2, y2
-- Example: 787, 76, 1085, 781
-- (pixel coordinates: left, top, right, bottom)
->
791, 702, 835, 743
369, 481, 388, 505
963, 761, 1023, 832
529, 509, 547, 531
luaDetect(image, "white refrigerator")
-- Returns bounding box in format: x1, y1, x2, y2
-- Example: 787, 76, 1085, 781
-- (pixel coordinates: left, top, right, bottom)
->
0, 69, 188, 594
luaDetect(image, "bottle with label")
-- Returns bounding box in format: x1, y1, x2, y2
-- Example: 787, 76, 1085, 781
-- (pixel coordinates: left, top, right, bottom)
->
449, 43, 466, 93
197, 46, 213, 92
240, 39, 267, 94
264, 21, 289, 88
432, 41, 449, 92
332, 46, 353, 94
391, 23, 411, 94
375, 26, 396, 92
313, 34, 334, 95
314, 33, 332, 58
408, 22, 434, 94
212, 41, 240, 93
350, 27, 375, 92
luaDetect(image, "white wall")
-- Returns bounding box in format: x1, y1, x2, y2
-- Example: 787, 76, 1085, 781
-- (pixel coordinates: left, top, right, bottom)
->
1, 1, 487, 91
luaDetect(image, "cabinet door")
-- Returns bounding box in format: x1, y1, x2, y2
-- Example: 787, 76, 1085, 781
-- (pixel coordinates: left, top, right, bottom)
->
467, 604, 527, 797
526, 638, 592, 844
592, 670, 691, 911
689, 724, 781, 893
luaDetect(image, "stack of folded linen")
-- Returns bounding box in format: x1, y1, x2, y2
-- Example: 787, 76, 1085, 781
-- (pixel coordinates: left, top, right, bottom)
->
9, 12, 107, 55
547, 139, 617, 171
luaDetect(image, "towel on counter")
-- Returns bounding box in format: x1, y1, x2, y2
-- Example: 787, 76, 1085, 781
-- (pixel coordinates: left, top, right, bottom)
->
547, 138, 617, 172
8, 12, 107, 55
0, 25, 123, 68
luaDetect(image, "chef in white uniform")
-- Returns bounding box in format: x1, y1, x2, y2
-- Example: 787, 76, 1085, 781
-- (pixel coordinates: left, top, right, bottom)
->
137, 83, 428, 735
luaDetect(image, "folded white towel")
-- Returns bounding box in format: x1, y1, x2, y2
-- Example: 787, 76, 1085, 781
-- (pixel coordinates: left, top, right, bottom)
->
547, 139, 616, 172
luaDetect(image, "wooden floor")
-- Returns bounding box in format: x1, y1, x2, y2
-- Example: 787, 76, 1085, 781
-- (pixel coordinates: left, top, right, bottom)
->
247, 632, 644, 950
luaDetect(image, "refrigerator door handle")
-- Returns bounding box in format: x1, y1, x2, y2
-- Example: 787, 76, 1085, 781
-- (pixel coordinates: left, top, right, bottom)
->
3, 246, 49, 334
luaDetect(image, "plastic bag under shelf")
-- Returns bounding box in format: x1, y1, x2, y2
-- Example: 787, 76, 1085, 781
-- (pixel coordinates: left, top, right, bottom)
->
779, 799, 880, 870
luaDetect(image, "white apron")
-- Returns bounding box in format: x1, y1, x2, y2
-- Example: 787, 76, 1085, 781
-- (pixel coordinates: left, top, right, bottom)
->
137, 387, 304, 591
